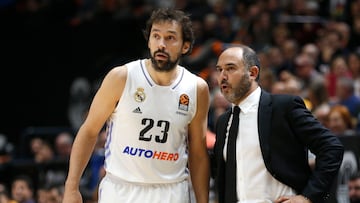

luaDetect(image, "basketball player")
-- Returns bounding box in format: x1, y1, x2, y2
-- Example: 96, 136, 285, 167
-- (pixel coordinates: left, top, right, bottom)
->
62, 8, 210, 203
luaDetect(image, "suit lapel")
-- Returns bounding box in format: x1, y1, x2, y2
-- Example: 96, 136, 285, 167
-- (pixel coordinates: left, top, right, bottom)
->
258, 90, 272, 168
215, 109, 232, 202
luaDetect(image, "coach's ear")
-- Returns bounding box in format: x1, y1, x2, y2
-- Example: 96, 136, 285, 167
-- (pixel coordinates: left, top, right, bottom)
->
249, 66, 259, 79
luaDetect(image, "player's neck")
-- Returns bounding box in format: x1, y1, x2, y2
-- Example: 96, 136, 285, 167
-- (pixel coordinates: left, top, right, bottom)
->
145, 59, 180, 86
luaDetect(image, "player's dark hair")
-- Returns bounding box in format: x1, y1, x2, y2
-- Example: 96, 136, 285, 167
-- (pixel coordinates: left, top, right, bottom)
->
143, 8, 194, 55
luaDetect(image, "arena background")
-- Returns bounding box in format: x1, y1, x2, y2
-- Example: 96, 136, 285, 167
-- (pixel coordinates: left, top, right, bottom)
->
0, 1, 148, 143
1, 1, 359, 202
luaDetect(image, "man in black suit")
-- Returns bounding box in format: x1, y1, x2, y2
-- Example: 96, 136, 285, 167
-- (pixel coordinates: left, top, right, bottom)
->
211, 45, 344, 203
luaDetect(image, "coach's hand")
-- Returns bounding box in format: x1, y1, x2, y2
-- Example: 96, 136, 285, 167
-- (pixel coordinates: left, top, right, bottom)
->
275, 195, 312, 203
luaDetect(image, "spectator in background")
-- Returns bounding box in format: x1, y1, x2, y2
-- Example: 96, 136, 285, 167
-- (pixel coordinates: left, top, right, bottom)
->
32, 139, 54, 163
333, 21, 351, 56
273, 70, 314, 109
11, 175, 36, 203
280, 38, 299, 75
347, 51, 360, 97
39, 133, 73, 190
326, 55, 352, 102
307, 79, 331, 127
349, 172, 360, 203
0, 134, 15, 196
54, 131, 73, 160
271, 24, 291, 49
0, 134, 14, 164
29, 137, 43, 159
335, 76, 360, 119
37, 183, 63, 203
47, 184, 64, 203
0, 182, 15, 203
301, 43, 321, 73
29, 136, 63, 191
294, 52, 324, 99
317, 29, 344, 72
266, 46, 287, 79
257, 50, 277, 93
349, 15, 360, 51
290, 0, 323, 45
248, 11, 273, 51
37, 185, 49, 203
327, 104, 356, 136
67, 77, 92, 131
271, 80, 287, 94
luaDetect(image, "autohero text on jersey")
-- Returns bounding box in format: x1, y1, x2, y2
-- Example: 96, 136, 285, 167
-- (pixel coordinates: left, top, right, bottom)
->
123, 146, 179, 161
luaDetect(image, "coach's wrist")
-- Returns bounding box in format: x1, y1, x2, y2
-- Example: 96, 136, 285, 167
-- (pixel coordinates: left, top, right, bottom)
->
301, 195, 312, 203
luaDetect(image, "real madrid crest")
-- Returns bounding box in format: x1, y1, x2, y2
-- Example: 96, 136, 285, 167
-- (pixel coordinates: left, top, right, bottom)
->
134, 87, 146, 102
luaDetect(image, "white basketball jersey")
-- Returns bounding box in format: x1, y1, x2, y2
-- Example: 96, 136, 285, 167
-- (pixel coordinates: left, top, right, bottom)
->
104, 59, 197, 184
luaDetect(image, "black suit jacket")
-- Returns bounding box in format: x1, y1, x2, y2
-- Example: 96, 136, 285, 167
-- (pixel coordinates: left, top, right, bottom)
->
211, 90, 344, 203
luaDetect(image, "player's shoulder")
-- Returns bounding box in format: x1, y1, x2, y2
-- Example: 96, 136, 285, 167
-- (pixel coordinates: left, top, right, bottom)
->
190, 73, 209, 97
107, 65, 127, 80
182, 67, 208, 86
107, 59, 143, 78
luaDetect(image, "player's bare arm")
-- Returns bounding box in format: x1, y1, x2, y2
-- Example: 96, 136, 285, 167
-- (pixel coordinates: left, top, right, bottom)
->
188, 76, 210, 203
62, 66, 127, 203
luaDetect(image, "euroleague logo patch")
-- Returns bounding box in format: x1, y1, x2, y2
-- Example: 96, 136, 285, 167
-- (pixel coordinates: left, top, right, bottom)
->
178, 94, 189, 111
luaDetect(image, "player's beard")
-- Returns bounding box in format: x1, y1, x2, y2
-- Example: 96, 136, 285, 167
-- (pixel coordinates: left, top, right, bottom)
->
150, 50, 180, 72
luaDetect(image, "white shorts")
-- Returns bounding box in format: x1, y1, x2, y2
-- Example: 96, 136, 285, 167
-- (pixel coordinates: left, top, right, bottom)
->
98, 173, 190, 203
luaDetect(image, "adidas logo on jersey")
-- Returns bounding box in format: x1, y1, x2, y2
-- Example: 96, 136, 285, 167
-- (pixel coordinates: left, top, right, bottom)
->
133, 107, 142, 113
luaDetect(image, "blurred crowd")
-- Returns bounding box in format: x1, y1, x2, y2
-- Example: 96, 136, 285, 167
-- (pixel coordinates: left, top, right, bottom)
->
2, 0, 360, 202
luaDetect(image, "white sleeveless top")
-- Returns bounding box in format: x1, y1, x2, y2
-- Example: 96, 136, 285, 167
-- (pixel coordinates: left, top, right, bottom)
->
104, 59, 198, 184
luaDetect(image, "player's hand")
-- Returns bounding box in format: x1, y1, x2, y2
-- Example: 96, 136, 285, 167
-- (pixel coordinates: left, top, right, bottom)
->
62, 189, 83, 203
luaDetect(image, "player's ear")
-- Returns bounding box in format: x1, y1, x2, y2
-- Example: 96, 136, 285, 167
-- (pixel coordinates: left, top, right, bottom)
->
182, 42, 190, 55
